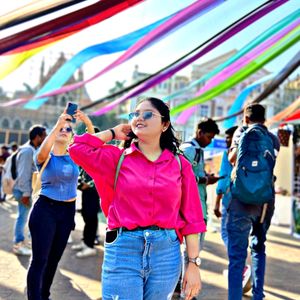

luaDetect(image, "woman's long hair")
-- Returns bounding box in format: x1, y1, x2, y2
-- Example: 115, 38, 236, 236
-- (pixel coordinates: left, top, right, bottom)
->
124, 97, 180, 154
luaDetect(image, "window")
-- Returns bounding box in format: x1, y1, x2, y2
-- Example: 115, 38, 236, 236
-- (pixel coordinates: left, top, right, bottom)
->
200, 105, 209, 117
216, 106, 223, 117
24, 120, 32, 130
13, 120, 21, 130
2, 119, 9, 129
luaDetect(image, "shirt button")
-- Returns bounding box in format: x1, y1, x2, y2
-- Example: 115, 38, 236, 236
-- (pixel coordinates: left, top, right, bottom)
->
145, 231, 150, 237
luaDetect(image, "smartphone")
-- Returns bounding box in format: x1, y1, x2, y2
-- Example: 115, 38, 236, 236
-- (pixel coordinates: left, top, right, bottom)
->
218, 175, 226, 180
66, 102, 78, 123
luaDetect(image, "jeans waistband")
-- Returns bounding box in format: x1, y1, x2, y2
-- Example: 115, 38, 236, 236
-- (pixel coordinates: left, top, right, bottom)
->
122, 225, 162, 232
40, 195, 75, 206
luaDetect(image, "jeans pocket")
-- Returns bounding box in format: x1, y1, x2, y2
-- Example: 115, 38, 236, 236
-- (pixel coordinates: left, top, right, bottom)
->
105, 229, 119, 245
165, 229, 179, 245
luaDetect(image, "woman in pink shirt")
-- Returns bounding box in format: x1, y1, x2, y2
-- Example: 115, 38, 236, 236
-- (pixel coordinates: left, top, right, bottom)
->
69, 97, 206, 300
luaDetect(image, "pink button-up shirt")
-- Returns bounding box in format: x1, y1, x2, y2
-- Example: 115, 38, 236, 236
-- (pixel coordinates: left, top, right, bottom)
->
69, 134, 206, 242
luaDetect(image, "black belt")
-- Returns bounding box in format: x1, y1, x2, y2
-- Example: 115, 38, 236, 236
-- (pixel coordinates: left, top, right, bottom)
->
122, 225, 161, 232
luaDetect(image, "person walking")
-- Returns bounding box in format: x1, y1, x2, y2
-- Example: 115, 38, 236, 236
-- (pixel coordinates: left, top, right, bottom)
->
227, 104, 280, 300
26, 110, 84, 300
69, 97, 206, 300
12, 125, 47, 256
176, 118, 220, 300
214, 126, 238, 247
213, 126, 252, 292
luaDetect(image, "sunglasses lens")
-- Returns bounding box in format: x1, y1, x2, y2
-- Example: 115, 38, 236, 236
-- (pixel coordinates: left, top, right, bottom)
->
60, 127, 72, 133
143, 111, 153, 120
128, 113, 134, 120
129, 112, 140, 120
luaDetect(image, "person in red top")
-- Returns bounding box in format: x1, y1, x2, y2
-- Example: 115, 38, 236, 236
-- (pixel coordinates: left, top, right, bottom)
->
69, 97, 206, 300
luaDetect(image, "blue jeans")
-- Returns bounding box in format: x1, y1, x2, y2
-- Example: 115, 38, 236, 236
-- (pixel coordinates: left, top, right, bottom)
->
27, 196, 75, 300
13, 188, 31, 243
227, 204, 274, 300
102, 228, 181, 300
221, 205, 228, 249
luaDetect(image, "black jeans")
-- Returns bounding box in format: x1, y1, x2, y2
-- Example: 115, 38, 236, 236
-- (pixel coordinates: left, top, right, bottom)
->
27, 196, 75, 300
81, 188, 100, 248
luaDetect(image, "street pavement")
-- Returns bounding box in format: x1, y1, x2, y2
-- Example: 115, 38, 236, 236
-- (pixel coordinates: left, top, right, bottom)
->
0, 197, 299, 300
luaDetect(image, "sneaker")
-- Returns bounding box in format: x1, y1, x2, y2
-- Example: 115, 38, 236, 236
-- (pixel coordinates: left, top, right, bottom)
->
71, 241, 85, 251
242, 264, 252, 294
13, 242, 32, 256
76, 246, 97, 258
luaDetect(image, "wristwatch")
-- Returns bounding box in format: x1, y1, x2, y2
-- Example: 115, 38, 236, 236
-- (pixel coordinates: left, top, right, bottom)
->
188, 256, 201, 266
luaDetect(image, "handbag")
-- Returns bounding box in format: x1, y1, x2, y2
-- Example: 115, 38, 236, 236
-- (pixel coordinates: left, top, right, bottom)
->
32, 155, 51, 202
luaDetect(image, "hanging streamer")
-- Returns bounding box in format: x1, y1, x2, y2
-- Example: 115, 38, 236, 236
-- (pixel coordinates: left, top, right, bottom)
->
24, 0, 224, 109
0, 42, 53, 79
284, 108, 300, 123
266, 96, 300, 126
170, 28, 299, 117
175, 20, 300, 124
0, 0, 145, 54
216, 50, 300, 127
18, 14, 171, 106
92, 0, 288, 116
0, 0, 86, 30
163, 9, 300, 103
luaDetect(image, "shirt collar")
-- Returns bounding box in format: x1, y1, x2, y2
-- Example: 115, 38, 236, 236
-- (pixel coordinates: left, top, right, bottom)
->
124, 142, 174, 163
192, 138, 202, 149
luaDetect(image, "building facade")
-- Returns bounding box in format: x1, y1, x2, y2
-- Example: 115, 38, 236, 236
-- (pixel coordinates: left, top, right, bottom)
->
0, 53, 92, 145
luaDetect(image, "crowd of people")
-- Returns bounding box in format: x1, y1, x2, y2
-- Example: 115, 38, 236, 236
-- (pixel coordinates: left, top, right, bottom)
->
0, 98, 279, 300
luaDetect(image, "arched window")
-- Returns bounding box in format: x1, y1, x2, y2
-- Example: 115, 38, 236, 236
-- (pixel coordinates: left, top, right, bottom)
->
2, 118, 10, 129
24, 120, 32, 130
60, 95, 67, 107
13, 119, 21, 130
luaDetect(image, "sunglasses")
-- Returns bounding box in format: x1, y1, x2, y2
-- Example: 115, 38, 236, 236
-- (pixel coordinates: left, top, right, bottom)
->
128, 111, 164, 121
60, 127, 73, 133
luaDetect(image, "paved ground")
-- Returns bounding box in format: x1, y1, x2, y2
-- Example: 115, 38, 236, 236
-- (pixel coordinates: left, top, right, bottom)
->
0, 197, 299, 300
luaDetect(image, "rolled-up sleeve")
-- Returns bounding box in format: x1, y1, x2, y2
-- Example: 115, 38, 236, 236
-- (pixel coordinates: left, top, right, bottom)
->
178, 156, 206, 238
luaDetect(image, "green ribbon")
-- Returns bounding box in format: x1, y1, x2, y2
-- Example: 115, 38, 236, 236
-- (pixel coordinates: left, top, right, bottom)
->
171, 26, 300, 116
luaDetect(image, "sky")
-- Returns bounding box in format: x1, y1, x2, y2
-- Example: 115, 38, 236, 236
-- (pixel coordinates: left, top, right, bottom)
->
0, 0, 299, 101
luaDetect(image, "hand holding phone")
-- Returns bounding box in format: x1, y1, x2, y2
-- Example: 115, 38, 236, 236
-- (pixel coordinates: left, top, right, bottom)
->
66, 102, 78, 123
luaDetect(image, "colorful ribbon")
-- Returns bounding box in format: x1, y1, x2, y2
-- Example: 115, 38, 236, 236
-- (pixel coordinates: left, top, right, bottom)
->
0, 0, 86, 30
18, 14, 171, 107
170, 27, 299, 117
215, 50, 300, 126
0, 0, 144, 54
175, 19, 300, 124
24, 0, 224, 109
163, 9, 300, 103
92, 0, 288, 115
0, 42, 53, 80
266, 96, 300, 126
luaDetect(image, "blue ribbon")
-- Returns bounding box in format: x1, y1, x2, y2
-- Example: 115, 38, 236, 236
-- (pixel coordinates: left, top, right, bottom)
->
24, 14, 171, 109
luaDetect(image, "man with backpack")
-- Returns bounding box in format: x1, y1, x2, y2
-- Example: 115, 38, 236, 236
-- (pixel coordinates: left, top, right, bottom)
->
176, 118, 220, 299
227, 104, 280, 300
12, 125, 47, 256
